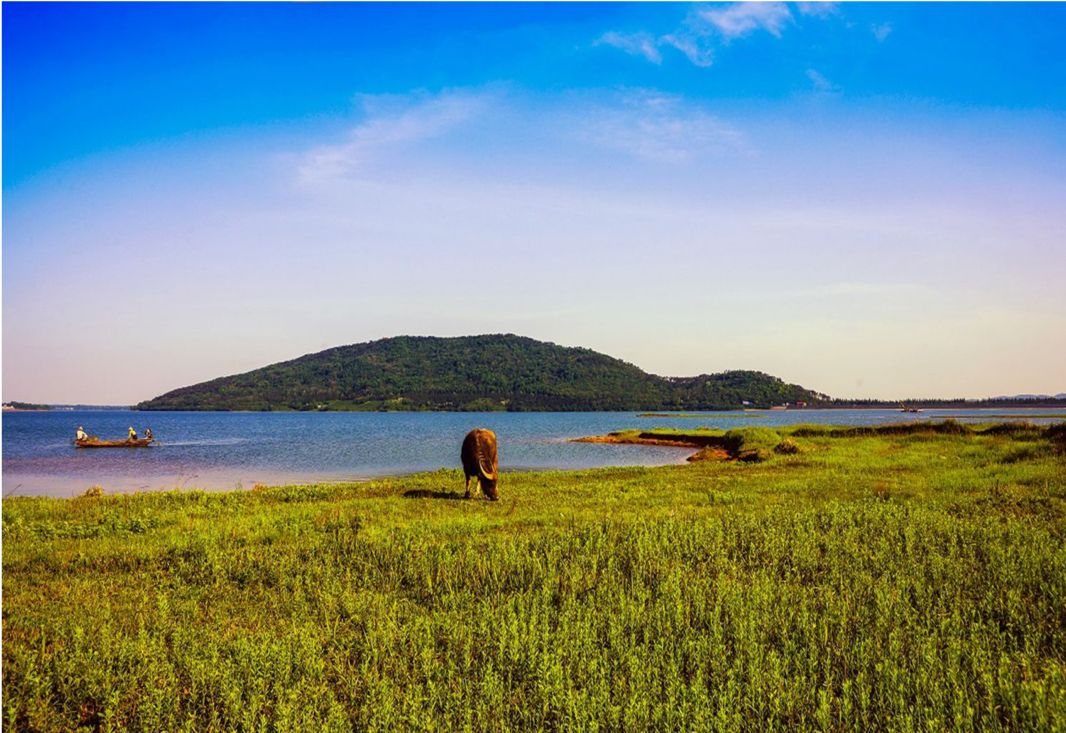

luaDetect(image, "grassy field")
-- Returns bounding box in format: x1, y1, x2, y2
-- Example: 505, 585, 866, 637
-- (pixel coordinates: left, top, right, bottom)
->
3, 423, 1066, 731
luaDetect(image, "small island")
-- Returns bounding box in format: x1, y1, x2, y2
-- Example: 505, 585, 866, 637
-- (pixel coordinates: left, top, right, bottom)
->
135, 334, 825, 412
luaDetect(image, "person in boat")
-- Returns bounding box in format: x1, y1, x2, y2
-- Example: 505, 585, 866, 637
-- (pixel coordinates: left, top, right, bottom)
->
76, 426, 88, 441
128, 426, 138, 441
144, 427, 153, 441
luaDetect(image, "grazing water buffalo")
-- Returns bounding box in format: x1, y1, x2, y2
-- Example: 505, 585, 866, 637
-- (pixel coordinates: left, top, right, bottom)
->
461, 428, 499, 500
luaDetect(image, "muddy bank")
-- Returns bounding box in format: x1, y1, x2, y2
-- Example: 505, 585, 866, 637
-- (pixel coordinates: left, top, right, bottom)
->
573, 431, 731, 461
686, 447, 731, 462
573, 426, 804, 464
575, 434, 710, 449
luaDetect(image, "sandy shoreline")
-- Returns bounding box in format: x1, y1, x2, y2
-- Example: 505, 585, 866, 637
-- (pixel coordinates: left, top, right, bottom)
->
0, 469, 378, 498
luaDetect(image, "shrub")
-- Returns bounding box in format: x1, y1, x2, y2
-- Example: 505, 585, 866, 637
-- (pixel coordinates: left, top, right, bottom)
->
774, 438, 800, 455
723, 427, 781, 454
1047, 423, 1066, 453
737, 447, 772, 462
1002, 446, 1043, 464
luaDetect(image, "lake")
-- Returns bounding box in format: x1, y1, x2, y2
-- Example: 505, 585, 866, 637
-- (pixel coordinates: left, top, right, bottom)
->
4, 408, 1064, 497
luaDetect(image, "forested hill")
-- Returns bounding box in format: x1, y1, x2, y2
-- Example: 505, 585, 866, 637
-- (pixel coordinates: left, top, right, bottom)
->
135, 335, 826, 411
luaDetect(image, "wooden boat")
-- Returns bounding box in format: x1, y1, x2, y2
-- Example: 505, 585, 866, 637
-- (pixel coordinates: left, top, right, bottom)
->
75, 436, 155, 448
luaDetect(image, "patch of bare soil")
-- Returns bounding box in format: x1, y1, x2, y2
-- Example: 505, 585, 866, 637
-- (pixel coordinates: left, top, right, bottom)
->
687, 447, 731, 462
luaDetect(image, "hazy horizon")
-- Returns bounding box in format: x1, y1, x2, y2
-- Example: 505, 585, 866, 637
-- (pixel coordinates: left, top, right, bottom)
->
4, 3, 1065, 404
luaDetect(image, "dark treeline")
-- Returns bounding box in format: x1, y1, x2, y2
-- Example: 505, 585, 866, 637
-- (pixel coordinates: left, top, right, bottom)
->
826, 398, 1066, 409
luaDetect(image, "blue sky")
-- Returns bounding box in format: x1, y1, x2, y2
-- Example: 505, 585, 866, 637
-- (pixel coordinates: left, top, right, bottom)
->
3, 2, 1065, 403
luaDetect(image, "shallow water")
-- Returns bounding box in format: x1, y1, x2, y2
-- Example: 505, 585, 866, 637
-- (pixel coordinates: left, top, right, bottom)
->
3, 408, 1063, 497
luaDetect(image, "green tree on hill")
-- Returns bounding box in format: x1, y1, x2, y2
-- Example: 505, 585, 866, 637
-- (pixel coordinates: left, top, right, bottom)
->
136, 335, 824, 412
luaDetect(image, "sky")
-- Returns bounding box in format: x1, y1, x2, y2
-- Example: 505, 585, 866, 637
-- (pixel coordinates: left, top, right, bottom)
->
3, 2, 1065, 404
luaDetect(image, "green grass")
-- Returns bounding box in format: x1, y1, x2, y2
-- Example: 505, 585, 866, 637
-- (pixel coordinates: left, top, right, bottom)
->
4, 425, 1066, 731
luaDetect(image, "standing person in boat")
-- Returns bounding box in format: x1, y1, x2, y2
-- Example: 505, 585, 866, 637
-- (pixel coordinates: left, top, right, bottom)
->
76, 426, 88, 441
128, 426, 138, 441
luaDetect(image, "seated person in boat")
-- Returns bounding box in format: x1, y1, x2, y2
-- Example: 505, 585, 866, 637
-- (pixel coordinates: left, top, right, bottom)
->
76, 426, 88, 441
144, 428, 153, 441
128, 426, 138, 441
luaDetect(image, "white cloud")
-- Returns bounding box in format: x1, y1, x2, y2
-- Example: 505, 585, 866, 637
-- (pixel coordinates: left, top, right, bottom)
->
806, 68, 838, 93
299, 90, 490, 182
698, 2, 793, 41
596, 31, 662, 64
871, 22, 893, 42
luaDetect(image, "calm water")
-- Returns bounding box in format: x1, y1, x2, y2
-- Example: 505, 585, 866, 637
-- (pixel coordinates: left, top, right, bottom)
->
3, 408, 1064, 497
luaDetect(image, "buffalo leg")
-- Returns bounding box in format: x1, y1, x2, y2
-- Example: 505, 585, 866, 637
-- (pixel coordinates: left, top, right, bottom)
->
464, 475, 471, 499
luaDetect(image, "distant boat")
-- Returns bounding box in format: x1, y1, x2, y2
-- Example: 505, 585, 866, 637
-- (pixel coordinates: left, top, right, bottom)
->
75, 436, 155, 448
899, 404, 922, 413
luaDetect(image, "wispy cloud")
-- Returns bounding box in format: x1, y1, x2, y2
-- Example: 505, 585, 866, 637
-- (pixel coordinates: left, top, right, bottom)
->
660, 34, 715, 68
871, 22, 893, 42
576, 90, 745, 162
595, 31, 662, 64
298, 87, 747, 184
795, 3, 839, 20
698, 2, 792, 41
597, 2, 841, 69
806, 68, 838, 93
797, 282, 923, 298
299, 90, 490, 182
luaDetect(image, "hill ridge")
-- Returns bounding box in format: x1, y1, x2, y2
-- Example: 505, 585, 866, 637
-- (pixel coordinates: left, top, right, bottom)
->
135, 334, 825, 412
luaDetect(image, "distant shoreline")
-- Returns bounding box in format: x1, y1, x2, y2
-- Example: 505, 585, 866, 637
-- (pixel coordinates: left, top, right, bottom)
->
7, 405, 1066, 414
3, 405, 131, 412
134, 404, 1066, 413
